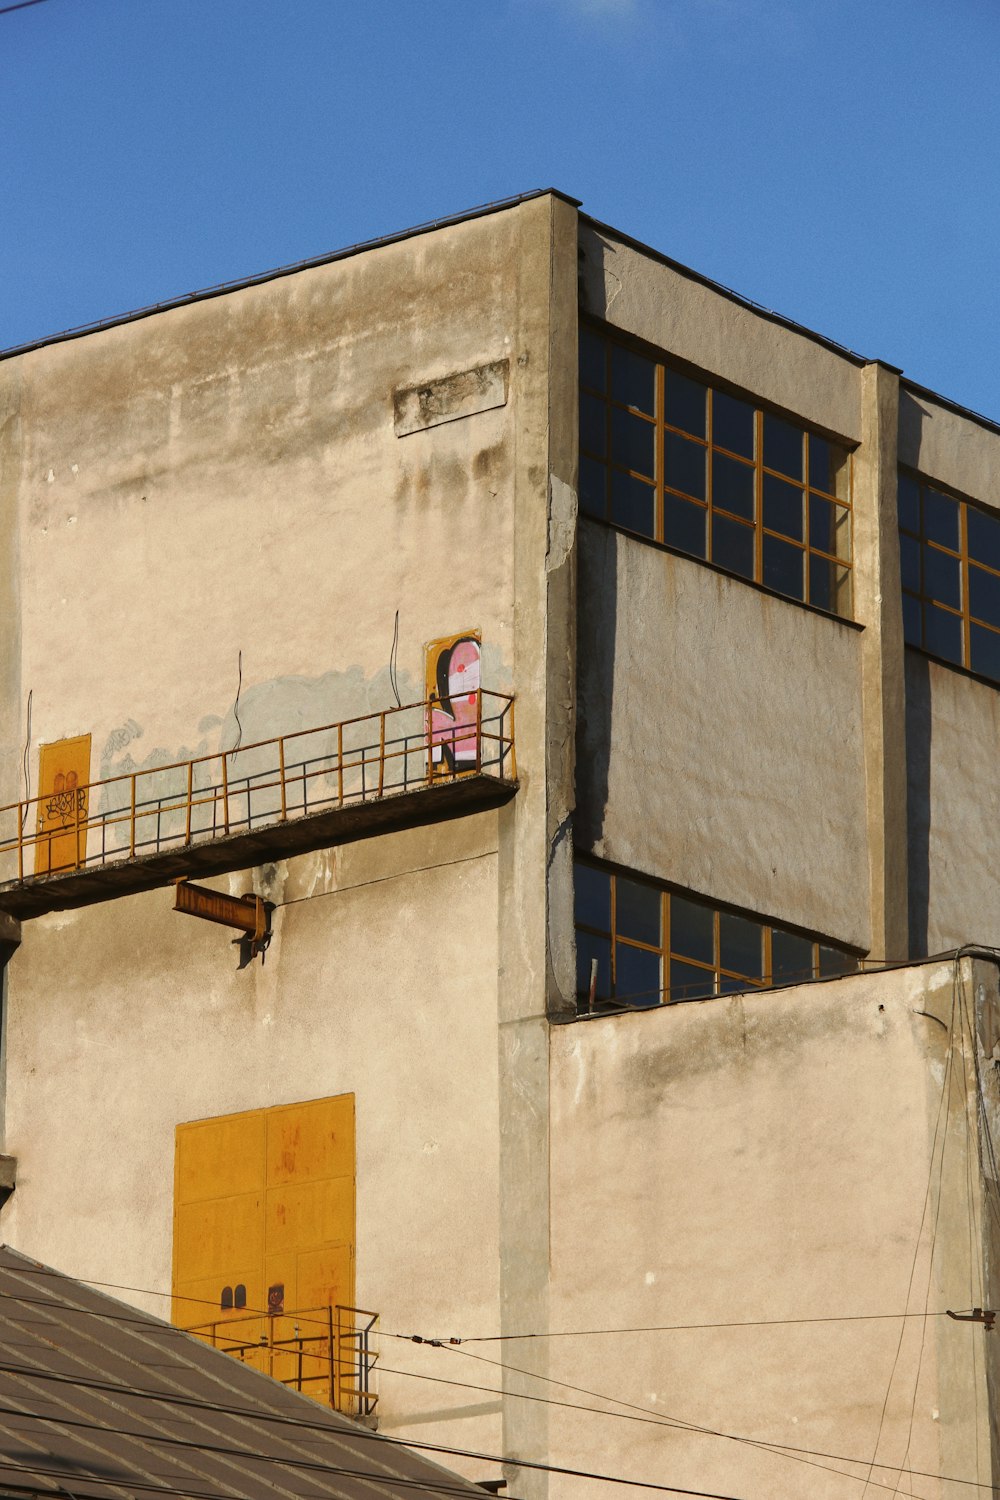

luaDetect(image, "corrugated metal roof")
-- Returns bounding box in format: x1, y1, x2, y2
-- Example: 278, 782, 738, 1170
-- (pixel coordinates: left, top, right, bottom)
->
0, 1246, 486, 1500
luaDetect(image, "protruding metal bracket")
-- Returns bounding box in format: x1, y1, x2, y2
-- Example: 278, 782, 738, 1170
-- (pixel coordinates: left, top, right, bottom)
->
173, 880, 273, 967
947, 1307, 996, 1330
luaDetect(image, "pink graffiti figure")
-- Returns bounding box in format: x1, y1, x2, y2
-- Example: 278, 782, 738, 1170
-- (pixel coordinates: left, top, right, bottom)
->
430, 637, 481, 773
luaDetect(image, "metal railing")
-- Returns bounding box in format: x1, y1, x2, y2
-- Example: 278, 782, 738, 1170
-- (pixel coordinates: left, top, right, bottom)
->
0, 691, 515, 886
183, 1303, 379, 1417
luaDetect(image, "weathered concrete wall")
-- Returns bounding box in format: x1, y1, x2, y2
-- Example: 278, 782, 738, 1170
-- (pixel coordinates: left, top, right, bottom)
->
3, 815, 503, 1471
576, 521, 869, 950
899, 384, 1000, 506
898, 387, 1000, 957
578, 220, 862, 442
548, 960, 996, 1500
0, 195, 575, 1481
907, 652, 1000, 954
2, 202, 553, 792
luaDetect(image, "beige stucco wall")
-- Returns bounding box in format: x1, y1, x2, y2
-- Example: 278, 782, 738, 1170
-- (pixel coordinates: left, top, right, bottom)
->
0, 194, 582, 1484
546, 959, 997, 1500
906, 652, 1000, 954
0, 201, 559, 794
899, 385, 1000, 507
3, 814, 503, 1470
576, 521, 869, 950
578, 220, 862, 443
896, 386, 1000, 957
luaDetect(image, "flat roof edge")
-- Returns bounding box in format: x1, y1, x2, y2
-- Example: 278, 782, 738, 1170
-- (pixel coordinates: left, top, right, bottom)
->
579, 210, 874, 368
900, 374, 1000, 440
0, 188, 583, 363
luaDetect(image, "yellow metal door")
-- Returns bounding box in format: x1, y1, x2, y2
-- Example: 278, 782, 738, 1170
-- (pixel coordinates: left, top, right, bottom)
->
35, 735, 91, 875
173, 1094, 355, 1407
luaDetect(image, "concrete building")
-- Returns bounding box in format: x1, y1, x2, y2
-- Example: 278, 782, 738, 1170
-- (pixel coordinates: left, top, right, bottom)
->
0, 189, 998, 1500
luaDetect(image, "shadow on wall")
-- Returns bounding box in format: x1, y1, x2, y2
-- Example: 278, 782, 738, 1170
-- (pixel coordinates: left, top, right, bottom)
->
899, 389, 930, 959
574, 524, 617, 852
906, 652, 931, 960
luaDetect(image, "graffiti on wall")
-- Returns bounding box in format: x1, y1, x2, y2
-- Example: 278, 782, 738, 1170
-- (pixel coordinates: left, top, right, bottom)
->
426, 631, 481, 775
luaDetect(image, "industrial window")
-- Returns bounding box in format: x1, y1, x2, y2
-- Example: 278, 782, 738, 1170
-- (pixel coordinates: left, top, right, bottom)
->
579, 323, 853, 616
574, 858, 858, 1013
899, 471, 1000, 685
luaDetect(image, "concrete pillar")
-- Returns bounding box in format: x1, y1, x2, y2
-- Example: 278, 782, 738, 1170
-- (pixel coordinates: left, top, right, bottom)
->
495, 192, 578, 1500
854, 361, 909, 961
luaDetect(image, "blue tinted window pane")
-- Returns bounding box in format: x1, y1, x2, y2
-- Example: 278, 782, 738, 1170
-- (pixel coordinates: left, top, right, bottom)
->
810, 553, 833, 612
898, 472, 920, 533
970, 623, 1000, 684
923, 545, 961, 609
968, 506, 1000, 574
713, 452, 755, 521
923, 487, 959, 550
579, 328, 606, 393
616, 877, 661, 946
764, 474, 803, 540
669, 895, 714, 965
580, 393, 606, 458
809, 493, 849, 556
610, 407, 655, 477
902, 591, 921, 646
664, 493, 707, 559
712, 513, 754, 580
819, 946, 855, 977
610, 344, 655, 415
762, 534, 804, 601
616, 942, 662, 1008
665, 431, 706, 500
668, 959, 715, 1003
763, 415, 803, 479
899, 533, 921, 595
719, 911, 763, 979
576, 930, 611, 1008
580, 456, 606, 519
575, 863, 611, 931
665, 371, 707, 438
713, 390, 755, 459
719, 975, 763, 994
809, 437, 849, 497
923, 602, 963, 665
771, 930, 815, 983
969, 564, 1000, 629
610, 472, 655, 538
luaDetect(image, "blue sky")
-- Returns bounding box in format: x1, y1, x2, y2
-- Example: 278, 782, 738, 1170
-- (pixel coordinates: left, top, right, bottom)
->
4, 0, 999, 418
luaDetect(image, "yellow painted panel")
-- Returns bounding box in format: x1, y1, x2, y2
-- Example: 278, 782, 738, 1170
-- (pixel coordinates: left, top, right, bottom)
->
35, 735, 91, 875
173, 1270, 262, 1330
296, 1244, 353, 1309
265, 1095, 354, 1185
173, 1092, 356, 1412
175, 1111, 265, 1206
265, 1178, 354, 1254
174, 1192, 264, 1281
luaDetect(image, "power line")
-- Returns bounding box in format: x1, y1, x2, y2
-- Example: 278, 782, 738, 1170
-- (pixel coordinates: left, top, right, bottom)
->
398, 1307, 988, 1343
2, 1264, 989, 1343
0, 1396, 756, 1500
0, 1355, 992, 1499
861, 971, 956, 1500
377, 1359, 1000, 1498
0, 0, 49, 14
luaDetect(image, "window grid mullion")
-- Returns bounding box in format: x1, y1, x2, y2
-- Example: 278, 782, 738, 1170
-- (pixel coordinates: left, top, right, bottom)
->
754, 410, 763, 584
961, 500, 971, 670
655, 362, 665, 543
706, 388, 715, 564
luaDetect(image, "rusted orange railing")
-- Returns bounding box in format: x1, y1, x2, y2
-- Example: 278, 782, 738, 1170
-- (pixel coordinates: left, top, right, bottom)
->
0, 691, 516, 886
183, 1303, 379, 1417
